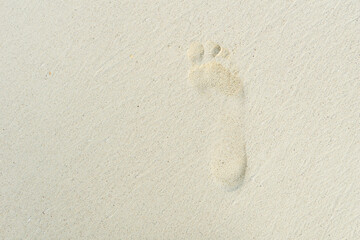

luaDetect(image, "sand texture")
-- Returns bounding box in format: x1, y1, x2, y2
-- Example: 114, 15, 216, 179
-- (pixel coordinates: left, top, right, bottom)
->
1, 1, 360, 239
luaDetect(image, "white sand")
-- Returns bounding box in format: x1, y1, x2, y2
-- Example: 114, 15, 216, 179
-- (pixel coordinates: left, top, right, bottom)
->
1, 1, 360, 239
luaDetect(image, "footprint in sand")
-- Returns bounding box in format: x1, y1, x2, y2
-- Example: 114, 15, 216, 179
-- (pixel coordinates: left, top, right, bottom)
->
187, 41, 247, 190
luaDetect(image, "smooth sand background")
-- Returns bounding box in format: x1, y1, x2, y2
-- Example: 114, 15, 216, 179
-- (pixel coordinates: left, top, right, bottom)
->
1, 1, 360, 239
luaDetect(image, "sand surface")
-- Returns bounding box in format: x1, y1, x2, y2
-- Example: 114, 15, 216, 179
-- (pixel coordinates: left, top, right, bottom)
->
1, 1, 360, 239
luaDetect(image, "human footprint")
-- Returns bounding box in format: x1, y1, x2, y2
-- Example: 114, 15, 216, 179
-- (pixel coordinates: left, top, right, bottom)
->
187, 41, 247, 190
